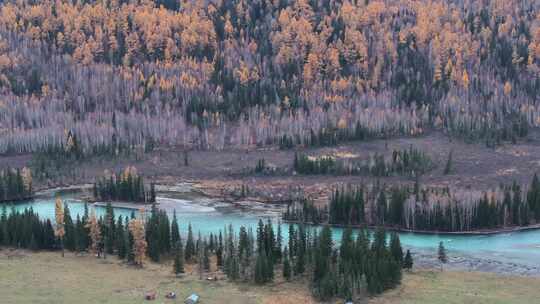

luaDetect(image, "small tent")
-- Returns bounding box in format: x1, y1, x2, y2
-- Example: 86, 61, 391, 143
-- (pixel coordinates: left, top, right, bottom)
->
185, 293, 199, 304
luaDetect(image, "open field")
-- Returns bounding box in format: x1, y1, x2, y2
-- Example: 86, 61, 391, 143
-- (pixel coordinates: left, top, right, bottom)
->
371, 270, 540, 304
0, 249, 263, 304
3, 130, 540, 205
1, 249, 540, 304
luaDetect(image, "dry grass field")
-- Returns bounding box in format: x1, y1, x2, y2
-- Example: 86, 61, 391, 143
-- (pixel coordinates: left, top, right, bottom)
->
1, 249, 540, 304
5, 131, 540, 197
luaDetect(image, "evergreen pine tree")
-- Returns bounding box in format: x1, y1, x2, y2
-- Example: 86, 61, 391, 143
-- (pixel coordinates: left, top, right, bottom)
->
403, 250, 413, 270
390, 233, 403, 266
74, 215, 85, 252
294, 226, 306, 275
254, 252, 269, 284
288, 224, 295, 258
63, 203, 76, 251
171, 210, 180, 249
203, 242, 211, 271
216, 231, 223, 268
185, 223, 195, 262
283, 249, 291, 281
116, 216, 126, 259
0, 205, 7, 246
104, 202, 115, 255
275, 222, 283, 262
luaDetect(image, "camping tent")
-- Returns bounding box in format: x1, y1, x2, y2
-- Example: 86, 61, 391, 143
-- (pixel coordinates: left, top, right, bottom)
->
185, 293, 199, 304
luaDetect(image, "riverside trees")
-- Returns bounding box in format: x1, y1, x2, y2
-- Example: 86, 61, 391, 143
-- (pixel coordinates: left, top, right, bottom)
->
93, 167, 155, 203
284, 174, 540, 232
0, 203, 409, 302
0, 167, 33, 202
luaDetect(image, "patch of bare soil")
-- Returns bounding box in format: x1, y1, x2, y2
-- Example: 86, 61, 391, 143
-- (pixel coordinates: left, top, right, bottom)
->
3, 130, 540, 205
0, 248, 28, 260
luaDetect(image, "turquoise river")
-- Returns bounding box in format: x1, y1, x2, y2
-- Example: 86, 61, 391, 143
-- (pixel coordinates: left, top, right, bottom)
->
5, 188, 540, 275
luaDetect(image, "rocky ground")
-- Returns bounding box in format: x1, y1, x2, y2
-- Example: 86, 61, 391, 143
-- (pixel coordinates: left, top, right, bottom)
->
412, 248, 540, 277
4, 129, 540, 208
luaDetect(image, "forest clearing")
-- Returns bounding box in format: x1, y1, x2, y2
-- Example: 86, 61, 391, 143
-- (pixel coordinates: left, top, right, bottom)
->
2, 249, 539, 304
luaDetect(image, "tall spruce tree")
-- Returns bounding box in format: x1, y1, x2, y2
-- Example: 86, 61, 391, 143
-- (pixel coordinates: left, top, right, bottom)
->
185, 223, 195, 262
403, 250, 413, 270
203, 242, 211, 271
390, 233, 403, 266
116, 216, 126, 259
216, 231, 223, 268
171, 210, 180, 249
63, 203, 76, 251
283, 248, 291, 281
104, 202, 115, 255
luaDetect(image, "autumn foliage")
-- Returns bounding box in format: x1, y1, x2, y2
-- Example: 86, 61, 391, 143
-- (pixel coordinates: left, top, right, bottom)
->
0, 0, 538, 153
129, 209, 147, 267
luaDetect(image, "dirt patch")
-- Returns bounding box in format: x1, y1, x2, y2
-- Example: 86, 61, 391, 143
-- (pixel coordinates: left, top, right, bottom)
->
0, 248, 28, 260
3, 130, 540, 206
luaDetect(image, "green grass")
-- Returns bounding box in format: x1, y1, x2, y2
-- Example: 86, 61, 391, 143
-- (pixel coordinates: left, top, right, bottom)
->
372, 270, 540, 304
2, 249, 539, 304
0, 250, 261, 304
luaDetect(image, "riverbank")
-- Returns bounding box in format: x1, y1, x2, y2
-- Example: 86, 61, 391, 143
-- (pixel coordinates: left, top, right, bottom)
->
2, 249, 540, 304
8, 190, 540, 276
283, 219, 540, 236
36, 182, 287, 216
26, 182, 540, 236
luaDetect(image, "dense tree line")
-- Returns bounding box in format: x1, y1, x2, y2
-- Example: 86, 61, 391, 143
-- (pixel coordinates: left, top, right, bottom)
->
283, 186, 365, 226
0, 167, 32, 202
0, 1, 539, 155
284, 174, 540, 232
283, 199, 327, 225
329, 186, 365, 225
93, 166, 155, 203
399, 181, 533, 231
527, 174, 540, 221
0, 206, 55, 250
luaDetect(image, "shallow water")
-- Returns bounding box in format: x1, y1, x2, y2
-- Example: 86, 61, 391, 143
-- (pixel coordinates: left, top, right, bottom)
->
5, 192, 540, 274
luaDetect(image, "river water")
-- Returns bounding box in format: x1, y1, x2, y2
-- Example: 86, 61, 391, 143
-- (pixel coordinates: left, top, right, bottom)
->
5, 189, 540, 276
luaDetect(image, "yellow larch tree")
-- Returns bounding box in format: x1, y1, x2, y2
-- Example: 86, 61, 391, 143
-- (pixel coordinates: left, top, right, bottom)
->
86, 209, 102, 257
129, 209, 147, 267
54, 197, 65, 257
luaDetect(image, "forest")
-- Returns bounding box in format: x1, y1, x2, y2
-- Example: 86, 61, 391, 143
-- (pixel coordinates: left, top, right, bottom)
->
0, 0, 538, 155
283, 173, 540, 232
0, 167, 32, 202
93, 166, 156, 203
0, 201, 410, 302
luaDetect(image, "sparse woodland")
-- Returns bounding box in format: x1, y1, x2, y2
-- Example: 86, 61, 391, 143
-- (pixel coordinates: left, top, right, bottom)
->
0, 0, 538, 155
